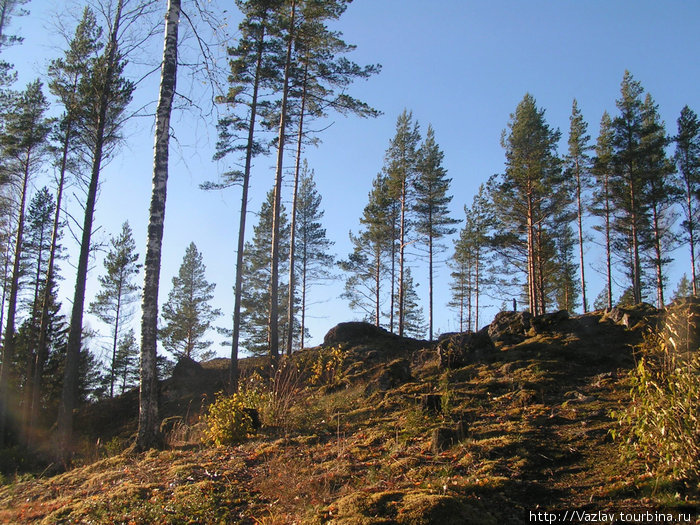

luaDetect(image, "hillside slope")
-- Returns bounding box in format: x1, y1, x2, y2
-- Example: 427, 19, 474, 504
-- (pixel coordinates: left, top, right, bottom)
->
0, 309, 698, 524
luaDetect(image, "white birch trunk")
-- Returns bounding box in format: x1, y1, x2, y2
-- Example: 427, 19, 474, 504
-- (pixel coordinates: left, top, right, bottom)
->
135, 0, 179, 451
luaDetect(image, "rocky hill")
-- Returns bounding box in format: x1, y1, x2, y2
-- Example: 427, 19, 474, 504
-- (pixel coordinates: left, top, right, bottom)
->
0, 305, 698, 524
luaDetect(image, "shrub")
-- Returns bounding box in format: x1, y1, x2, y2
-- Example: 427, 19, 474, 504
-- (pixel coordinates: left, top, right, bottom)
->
612, 332, 699, 482
201, 392, 253, 446
311, 345, 345, 387
239, 363, 303, 433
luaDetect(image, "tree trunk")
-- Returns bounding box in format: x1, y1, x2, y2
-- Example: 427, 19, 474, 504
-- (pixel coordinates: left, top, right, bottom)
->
229, 18, 266, 391
475, 244, 480, 330
374, 248, 381, 327
526, 191, 537, 315
300, 242, 307, 350
57, 0, 123, 460
630, 179, 642, 304
0, 153, 32, 446
575, 163, 587, 312
135, 0, 179, 452
286, 63, 307, 356
269, 0, 295, 360
109, 291, 122, 398
604, 176, 613, 309
427, 213, 434, 341
651, 203, 665, 308
685, 179, 697, 296
398, 177, 407, 337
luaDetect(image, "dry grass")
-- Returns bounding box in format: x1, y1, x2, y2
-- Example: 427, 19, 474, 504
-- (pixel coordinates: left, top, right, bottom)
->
1, 312, 698, 523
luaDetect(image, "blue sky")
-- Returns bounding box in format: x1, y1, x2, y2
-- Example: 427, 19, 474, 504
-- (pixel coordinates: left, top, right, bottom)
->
4, 1, 700, 359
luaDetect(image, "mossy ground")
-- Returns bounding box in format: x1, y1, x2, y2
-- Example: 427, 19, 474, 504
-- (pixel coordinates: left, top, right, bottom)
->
1, 312, 697, 524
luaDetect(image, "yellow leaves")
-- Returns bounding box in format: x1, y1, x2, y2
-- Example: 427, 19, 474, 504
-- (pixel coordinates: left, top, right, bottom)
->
201, 392, 254, 447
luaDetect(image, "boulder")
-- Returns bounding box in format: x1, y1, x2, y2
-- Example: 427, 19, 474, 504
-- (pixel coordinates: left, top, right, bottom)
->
323, 322, 393, 346
436, 329, 495, 368
488, 311, 532, 344
364, 358, 413, 394
530, 310, 570, 334
605, 303, 658, 329
172, 356, 205, 382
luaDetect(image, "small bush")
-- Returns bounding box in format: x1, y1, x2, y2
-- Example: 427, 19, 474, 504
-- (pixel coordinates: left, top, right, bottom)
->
311, 345, 345, 387
201, 392, 253, 446
613, 332, 699, 482
239, 364, 303, 433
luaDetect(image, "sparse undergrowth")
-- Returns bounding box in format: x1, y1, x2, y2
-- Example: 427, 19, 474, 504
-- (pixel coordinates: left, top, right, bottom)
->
1, 313, 698, 524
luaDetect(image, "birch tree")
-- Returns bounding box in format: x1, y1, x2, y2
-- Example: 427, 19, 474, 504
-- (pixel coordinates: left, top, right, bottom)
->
135, 0, 180, 452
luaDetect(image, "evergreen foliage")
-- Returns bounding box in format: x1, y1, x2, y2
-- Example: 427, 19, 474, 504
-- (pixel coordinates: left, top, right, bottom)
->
240, 189, 292, 356
414, 125, 458, 340
674, 106, 700, 295
294, 162, 333, 349
89, 222, 140, 397
341, 173, 392, 326
0, 79, 50, 445
384, 109, 420, 335
449, 185, 492, 332
160, 242, 221, 361
565, 99, 592, 312
591, 111, 616, 310
491, 94, 563, 315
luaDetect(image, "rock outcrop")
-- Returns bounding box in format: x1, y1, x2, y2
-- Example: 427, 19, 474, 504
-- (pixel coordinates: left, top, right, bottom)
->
488, 311, 532, 344
436, 329, 496, 369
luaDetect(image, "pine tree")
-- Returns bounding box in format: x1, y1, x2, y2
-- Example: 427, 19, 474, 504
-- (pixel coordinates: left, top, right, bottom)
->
400, 267, 425, 339
0, 0, 29, 50
240, 189, 291, 356
160, 242, 221, 361
113, 329, 138, 395
0, 79, 50, 445
492, 94, 563, 315
268, 0, 297, 360
59, 0, 135, 455
551, 220, 580, 312
413, 125, 458, 340
18, 187, 56, 439
341, 173, 392, 326
610, 71, 649, 304
88, 222, 140, 397
210, 0, 282, 389
672, 274, 693, 301
282, 0, 379, 355
591, 112, 615, 309
450, 210, 475, 332
294, 162, 333, 350
30, 7, 100, 442
385, 110, 420, 335
640, 93, 677, 307
565, 99, 592, 312
674, 106, 700, 295
450, 185, 493, 331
